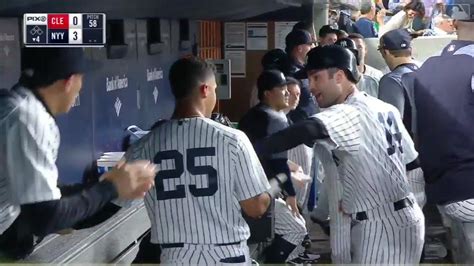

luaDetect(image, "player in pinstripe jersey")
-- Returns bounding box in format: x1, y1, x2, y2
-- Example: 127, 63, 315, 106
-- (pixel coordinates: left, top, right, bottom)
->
257, 45, 425, 264
0, 48, 156, 259
125, 57, 277, 264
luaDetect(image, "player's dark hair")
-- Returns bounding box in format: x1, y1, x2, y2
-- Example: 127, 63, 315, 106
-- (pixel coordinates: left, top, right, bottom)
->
169, 57, 216, 99
292, 21, 313, 32
336, 29, 349, 39
286, 77, 301, 87
348, 33, 364, 40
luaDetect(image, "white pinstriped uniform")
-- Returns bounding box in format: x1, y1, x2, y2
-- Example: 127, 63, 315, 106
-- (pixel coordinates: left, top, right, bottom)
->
0, 86, 61, 235
312, 91, 424, 264
315, 145, 351, 263
125, 117, 270, 264
288, 144, 313, 207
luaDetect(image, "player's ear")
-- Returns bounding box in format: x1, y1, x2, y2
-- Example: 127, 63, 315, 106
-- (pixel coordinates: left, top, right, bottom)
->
63, 75, 75, 92
335, 70, 345, 84
199, 83, 209, 98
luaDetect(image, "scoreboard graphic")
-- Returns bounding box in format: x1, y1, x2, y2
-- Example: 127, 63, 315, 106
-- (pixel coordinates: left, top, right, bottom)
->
24, 13, 106, 47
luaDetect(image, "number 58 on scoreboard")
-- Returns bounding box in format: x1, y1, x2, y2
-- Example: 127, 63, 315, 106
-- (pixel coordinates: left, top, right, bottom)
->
23, 13, 106, 47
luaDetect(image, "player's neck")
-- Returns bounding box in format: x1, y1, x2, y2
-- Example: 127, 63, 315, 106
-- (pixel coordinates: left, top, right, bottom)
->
341, 84, 357, 103
172, 101, 207, 119
390, 57, 413, 71
35, 85, 63, 116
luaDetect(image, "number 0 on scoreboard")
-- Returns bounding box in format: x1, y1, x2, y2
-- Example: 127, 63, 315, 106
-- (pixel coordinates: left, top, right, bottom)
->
24, 13, 106, 47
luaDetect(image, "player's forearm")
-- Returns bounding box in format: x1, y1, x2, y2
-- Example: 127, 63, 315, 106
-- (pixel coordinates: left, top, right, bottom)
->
257, 118, 328, 155
19, 181, 118, 236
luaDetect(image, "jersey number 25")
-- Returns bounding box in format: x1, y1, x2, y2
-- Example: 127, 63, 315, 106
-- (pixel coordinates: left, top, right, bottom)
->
153, 147, 218, 200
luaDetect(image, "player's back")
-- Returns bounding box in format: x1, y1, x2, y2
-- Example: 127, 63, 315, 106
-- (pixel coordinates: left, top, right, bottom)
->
0, 86, 60, 234
128, 117, 266, 245
322, 92, 417, 213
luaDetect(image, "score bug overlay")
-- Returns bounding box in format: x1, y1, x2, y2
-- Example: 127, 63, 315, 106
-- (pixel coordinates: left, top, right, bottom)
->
24, 13, 106, 47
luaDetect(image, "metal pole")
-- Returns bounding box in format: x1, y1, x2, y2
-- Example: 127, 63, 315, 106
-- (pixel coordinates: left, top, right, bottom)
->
312, 0, 329, 41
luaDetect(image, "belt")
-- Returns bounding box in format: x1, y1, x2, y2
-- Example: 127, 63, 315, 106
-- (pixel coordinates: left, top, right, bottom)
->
355, 197, 413, 221
161, 241, 241, 249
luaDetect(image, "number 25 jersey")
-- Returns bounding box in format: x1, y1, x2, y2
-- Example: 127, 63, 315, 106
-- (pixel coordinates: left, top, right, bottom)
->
125, 118, 270, 244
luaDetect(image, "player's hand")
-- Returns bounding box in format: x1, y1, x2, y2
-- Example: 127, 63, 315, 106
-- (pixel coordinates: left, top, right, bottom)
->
286, 196, 301, 217
103, 160, 157, 200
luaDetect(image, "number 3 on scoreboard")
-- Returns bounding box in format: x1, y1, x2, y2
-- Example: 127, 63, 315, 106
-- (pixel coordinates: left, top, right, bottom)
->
68, 29, 82, 44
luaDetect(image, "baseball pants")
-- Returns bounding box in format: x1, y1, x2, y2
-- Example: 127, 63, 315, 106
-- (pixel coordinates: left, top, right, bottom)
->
442, 199, 474, 222
351, 194, 425, 264
160, 241, 250, 265
274, 198, 307, 261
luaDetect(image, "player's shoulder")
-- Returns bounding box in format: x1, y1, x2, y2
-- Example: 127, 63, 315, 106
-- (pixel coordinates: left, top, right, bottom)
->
358, 92, 402, 117
313, 102, 359, 122
0, 86, 51, 128
365, 64, 384, 80
205, 118, 249, 142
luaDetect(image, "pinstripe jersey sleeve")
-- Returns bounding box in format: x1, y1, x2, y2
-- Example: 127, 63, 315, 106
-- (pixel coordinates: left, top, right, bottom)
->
313, 104, 361, 153
233, 132, 271, 201
109, 137, 149, 208
4, 105, 61, 205
394, 108, 418, 164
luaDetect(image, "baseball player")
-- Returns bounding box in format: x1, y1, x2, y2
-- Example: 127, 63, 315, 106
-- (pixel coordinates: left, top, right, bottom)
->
239, 70, 316, 263
0, 48, 156, 259
349, 33, 384, 97
283, 78, 314, 208
257, 45, 425, 264
377, 29, 426, 207
124, 57, 278, 264
411, 19, 474, 221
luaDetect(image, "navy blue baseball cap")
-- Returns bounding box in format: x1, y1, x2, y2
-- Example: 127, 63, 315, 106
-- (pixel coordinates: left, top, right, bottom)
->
380, 29, 412, 50
285, 30, 316, 51
21, 47, 100, 87
257, 70, 289, 93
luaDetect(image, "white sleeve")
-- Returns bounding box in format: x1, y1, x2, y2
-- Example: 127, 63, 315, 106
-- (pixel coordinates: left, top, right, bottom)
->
379, 11, 407, 36
232, 132, 271, 201
314, 104, 361, 153
6, 116, 61, 205
110, 140, 147, 208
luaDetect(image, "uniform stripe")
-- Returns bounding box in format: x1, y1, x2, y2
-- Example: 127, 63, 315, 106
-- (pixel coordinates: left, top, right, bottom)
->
0, 86, 61, 234
126, 117, 270, 245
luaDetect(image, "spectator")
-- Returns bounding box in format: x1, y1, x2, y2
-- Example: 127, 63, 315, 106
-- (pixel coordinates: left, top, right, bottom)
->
428, 0, 445, 28
424, 14, 455, 36
355, 0, 379, 37
379, 0, 426, 36
338, 9, 359, 33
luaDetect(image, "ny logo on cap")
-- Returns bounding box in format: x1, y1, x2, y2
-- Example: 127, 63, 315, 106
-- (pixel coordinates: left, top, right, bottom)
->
401, 43, 407, 48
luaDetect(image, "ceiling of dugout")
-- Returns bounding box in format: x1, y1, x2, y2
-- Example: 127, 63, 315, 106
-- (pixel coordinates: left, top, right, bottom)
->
0, 0, 360, 20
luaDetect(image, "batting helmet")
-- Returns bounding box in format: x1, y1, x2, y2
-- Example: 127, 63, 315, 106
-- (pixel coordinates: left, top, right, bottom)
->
335, 38, 360, 66
298, 45, 361, 83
